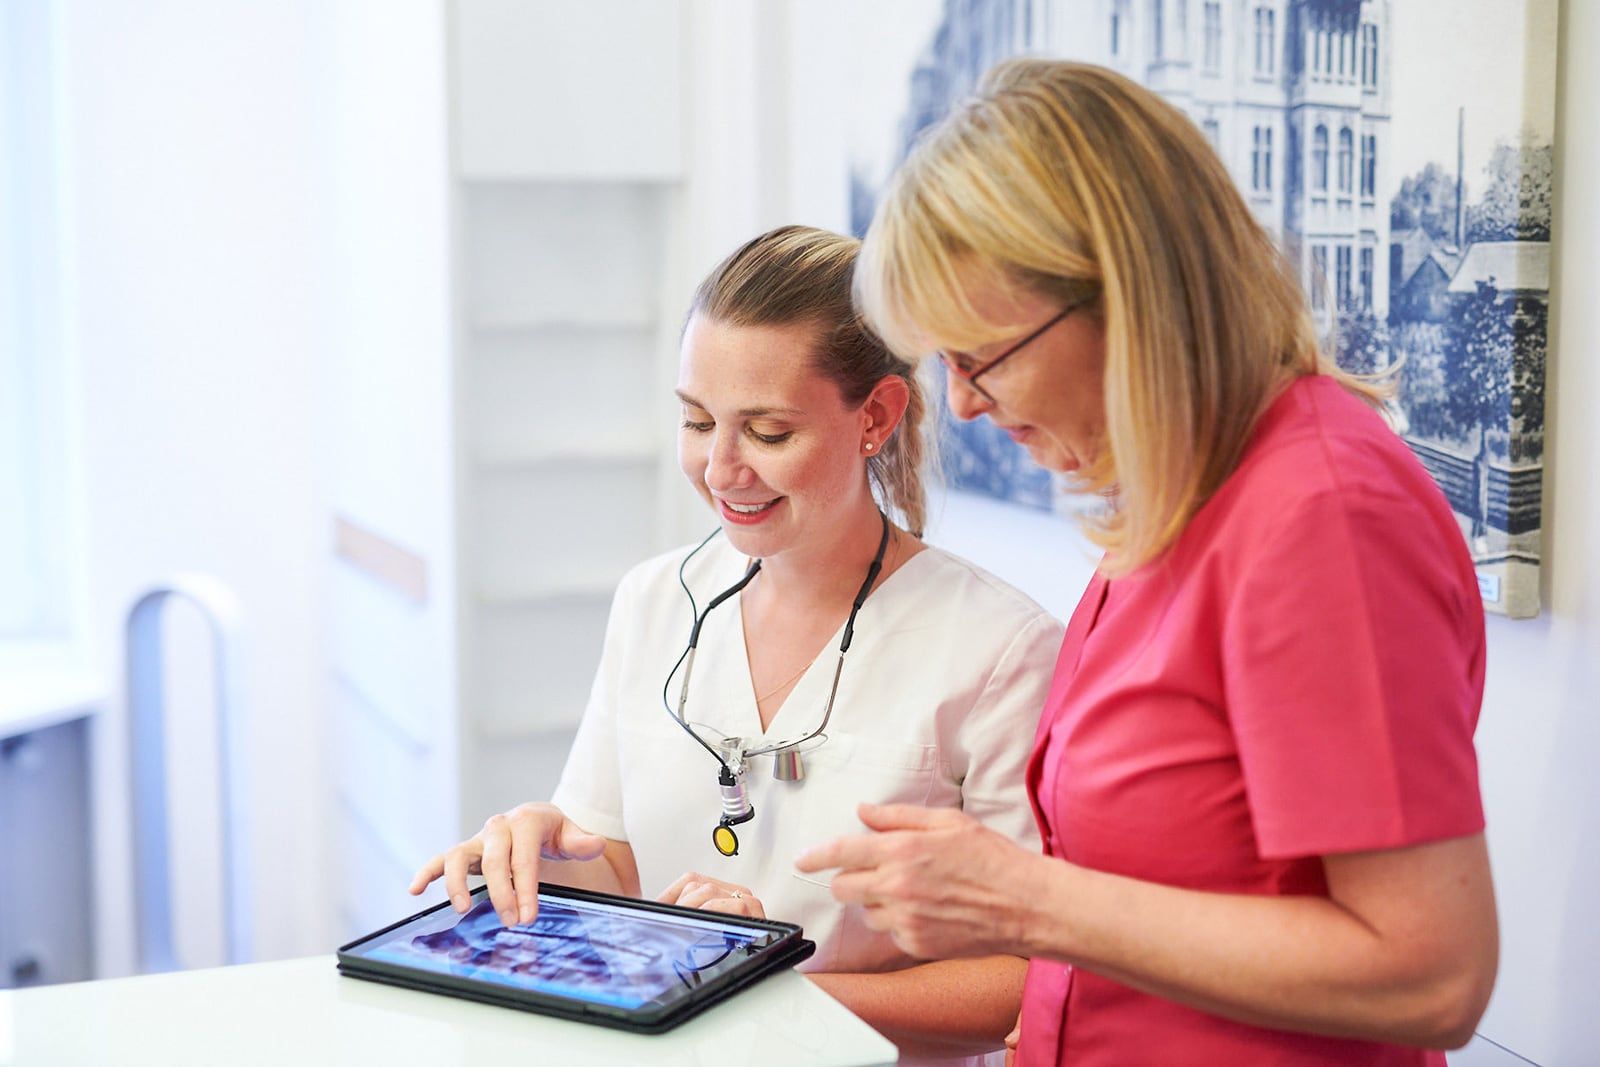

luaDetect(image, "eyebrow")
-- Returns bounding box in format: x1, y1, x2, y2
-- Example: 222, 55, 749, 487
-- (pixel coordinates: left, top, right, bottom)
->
675, 390, 805, 418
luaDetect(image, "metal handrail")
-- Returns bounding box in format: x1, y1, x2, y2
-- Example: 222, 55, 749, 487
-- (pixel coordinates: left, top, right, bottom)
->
125, 575, 252, 971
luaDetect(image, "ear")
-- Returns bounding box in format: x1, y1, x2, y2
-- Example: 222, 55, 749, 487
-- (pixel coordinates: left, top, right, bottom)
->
860, 374, 911, 450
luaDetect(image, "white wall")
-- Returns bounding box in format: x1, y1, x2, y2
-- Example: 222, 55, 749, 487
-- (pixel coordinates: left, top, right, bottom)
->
55, 0, 334, 972
1466, 1, 1600, 1061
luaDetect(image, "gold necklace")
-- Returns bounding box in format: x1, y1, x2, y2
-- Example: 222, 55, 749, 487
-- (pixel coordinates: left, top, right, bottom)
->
749, 528, 900, 707
754, 659, 815, 706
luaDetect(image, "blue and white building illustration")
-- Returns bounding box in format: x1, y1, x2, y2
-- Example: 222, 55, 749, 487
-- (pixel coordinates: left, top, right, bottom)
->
859, 0, 1553, 616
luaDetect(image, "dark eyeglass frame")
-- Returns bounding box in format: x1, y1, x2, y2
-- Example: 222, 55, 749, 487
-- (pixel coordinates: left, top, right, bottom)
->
937, 295, 1094, 404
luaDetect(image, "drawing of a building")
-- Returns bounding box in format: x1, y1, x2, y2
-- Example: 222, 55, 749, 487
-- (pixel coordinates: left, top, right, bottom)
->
867, 0, 1549, 614
891, 1, 1393, 325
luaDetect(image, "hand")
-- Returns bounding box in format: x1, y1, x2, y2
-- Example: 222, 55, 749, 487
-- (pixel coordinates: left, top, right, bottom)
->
1003, 1010, 1022, 1066
795, 803, 1046, 959
408, 802, 607, 926
657, 871, 767, 920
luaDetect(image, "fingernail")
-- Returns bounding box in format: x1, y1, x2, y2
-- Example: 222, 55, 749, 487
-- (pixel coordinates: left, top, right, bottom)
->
452, 895, 467, 912
520, 905, 534, 924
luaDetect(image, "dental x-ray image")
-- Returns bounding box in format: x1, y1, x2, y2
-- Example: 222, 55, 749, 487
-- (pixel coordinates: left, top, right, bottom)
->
366, 895, 764, 1009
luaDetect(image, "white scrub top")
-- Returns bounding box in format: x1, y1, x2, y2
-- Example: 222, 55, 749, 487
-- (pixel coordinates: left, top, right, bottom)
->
551, 534, 1063, 979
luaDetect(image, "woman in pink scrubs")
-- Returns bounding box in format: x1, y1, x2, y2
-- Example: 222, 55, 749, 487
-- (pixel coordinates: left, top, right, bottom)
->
798, 59, 1498, 1065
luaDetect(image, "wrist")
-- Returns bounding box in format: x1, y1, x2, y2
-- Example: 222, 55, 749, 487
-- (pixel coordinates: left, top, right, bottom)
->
1012, 852, 1079, 961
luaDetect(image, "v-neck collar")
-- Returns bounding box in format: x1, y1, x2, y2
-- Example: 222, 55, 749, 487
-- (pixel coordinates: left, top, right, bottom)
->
729, 544, 936, 743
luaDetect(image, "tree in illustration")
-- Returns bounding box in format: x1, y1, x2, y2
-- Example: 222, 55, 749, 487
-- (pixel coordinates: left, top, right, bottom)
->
1447, 280, 1513, 453
1446, 280, 1514, 535
1466, 138, 1554, 243
1334, 308, 1391, 376
1394, 321, 1455, 442
1390, 162, 1462, 243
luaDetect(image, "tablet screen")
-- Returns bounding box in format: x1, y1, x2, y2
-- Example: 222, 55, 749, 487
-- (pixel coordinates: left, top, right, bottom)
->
346, 890, 788, 1011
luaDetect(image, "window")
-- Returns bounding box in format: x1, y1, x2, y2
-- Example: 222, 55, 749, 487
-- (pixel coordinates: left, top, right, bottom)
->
0, 2, 69, 641
1312, 124, 1329, 192
1203, 118, 1220, 149
1251, 125, 1273, 192
1336, 245, 1352, 308
1254, 7, 1275, 75
1337, 127, 1353, 194
1152, 0, 1164, 59
1311, 246, 1328, 310
1175, 0, 1188, 58
1203, 2, 1221, 73
1359, 247, 1375, 310
1361, 23, 1379, 89
1360, 133, 1377, 197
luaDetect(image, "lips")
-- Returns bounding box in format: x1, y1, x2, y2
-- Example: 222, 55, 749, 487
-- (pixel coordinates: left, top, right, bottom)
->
998, 424, 1034, 444
717, 496, 783, 525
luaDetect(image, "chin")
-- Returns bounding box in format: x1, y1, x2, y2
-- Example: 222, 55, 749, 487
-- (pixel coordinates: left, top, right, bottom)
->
717, 521, 781, 559
1023, 442, 1072, 473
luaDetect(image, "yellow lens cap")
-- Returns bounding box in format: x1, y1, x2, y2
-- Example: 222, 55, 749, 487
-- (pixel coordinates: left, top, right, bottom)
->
712, 824, 739, 857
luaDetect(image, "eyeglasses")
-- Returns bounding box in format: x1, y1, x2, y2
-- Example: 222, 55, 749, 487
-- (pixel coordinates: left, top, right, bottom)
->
937, 296, 1093, 404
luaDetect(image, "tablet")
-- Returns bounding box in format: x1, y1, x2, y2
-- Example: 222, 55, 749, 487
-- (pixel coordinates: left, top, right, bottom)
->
336, 883, 816, 1033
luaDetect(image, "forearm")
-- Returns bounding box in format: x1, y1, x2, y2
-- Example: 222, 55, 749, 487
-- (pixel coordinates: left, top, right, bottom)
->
1022, 854, 1492, 1048
809, 955, 1025, 1058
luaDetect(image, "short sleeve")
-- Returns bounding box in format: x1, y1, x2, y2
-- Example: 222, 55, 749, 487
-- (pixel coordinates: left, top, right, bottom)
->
1222, 483, 1485, 859
549, 572, 635, 842
953, 611, 1063, 851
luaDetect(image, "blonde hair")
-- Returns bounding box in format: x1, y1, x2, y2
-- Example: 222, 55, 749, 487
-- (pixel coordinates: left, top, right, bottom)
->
688, 225, 930, 536
856, 58, 1386, 572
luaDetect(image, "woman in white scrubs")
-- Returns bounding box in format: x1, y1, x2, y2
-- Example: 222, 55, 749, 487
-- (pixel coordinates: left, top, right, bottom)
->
410, 226, 1062, 1062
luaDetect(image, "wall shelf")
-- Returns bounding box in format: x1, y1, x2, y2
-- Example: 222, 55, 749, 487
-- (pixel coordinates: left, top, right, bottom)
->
473, 578, 622, 606
473, 720, 592, 744
469, 315, 658, 333
471, 442, 657, 470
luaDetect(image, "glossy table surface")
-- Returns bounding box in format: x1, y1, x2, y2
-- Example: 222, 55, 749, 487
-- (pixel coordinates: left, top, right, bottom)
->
0, 955, 898, 1066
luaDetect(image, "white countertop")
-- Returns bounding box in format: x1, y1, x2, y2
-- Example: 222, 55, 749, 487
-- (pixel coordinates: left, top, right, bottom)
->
0, 666, 101, 739
0, 955, 899, 1066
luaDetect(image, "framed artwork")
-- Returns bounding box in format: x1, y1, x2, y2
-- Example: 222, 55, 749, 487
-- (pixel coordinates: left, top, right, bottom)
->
835, 0, 1559, 618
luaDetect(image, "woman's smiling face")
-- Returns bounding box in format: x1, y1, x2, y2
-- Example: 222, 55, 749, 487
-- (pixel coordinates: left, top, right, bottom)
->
676, 314, 873, 560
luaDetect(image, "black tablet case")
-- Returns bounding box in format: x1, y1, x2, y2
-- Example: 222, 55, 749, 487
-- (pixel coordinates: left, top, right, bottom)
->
336, 884, 818, 1034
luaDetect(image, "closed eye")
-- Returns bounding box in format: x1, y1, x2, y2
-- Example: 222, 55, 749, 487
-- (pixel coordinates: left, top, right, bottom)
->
941, 350, 981, 374
680, 416, 792, 444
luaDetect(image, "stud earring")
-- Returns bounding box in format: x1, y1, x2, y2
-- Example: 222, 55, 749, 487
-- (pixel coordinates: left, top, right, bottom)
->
864, 442, 875, 453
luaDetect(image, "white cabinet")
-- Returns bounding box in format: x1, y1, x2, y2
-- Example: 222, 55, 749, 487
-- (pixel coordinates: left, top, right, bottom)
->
453, 0, 683, 181
324, 0, 695, 942
454, 180, 686, 822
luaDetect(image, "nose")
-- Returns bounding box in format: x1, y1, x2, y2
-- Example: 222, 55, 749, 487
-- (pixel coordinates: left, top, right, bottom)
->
944, 369, 992, 422
703, 428, 754, 495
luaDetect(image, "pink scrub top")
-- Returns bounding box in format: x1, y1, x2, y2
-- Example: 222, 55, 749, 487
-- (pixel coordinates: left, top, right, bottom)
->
1018, 375, 1487, 1066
